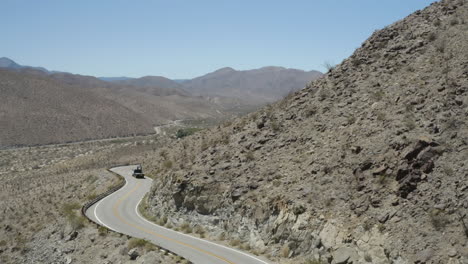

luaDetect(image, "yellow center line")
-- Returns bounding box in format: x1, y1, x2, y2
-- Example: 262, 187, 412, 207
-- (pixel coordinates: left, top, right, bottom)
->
112, 182, 236, 264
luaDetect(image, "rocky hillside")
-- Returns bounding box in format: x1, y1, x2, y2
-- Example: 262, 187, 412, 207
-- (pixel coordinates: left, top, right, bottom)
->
183, 66, 323, 104
0, 69, 153, 147
144, 1, 468, 263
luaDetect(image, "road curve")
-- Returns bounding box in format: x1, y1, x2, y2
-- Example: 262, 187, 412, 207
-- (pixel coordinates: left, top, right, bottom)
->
86, 165, 271, 264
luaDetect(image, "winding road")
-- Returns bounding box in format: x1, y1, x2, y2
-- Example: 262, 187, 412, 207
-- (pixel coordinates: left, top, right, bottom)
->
86, 165, 271, 264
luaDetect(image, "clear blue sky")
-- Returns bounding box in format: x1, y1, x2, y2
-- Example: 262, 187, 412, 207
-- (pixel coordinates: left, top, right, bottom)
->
1, 0, 436, 79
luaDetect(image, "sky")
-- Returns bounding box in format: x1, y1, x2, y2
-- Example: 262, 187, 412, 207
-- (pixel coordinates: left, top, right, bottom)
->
1, 0, 436, 79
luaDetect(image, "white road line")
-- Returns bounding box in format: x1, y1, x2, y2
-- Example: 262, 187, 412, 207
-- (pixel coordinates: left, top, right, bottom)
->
93, 175, 129, 232
134, 178, 271, 264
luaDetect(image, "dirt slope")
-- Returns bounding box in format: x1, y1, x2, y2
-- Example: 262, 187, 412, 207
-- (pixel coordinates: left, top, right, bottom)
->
144, 1, 468, 263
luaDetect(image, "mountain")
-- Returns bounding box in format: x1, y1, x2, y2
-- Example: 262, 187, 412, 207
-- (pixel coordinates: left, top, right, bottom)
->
182, 66, 323, 104
113, 76, 190, 96
0, 57, 49, 73
98, 76, 133, 82
0, 60, 323, 146
0, 69, 153, 147
144, 0, 468, 263
0, 65, 230, 147
0, 57, 21, 69
173, 79, 190, 83
42, 71, 227, 126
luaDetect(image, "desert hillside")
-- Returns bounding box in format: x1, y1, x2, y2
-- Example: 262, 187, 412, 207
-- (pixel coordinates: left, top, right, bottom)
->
0, 69, 154, 147
144, 0, 468, 263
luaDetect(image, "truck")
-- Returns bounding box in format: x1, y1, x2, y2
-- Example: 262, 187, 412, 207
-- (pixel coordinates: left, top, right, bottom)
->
132, 164, 144, 178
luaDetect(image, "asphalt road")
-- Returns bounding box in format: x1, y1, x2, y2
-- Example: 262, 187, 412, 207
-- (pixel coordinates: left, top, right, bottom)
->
86, 165, 271, 264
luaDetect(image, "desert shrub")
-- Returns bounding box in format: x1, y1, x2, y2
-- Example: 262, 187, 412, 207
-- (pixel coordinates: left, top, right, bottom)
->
273, 179, 281, 187
304, 106, 317, 118
60, 202, 85, 230
450, 18, 459, 26
69, 214, 85, 230
200, 139, 208, 151
323, 61, 335, 72
241, 243, 251, 251
86, 193, 98, 201
371, 90, 384, 101
403, 115, 417, 130
218, 232, 226, 241
363, 219, 373, 231
246, 151, 255, 161
98, 225, 107, 236
347, 115, 357, 125
158, 215, 168, 226
85, 174, 98, 183
443, 165, 454, 176
430, 209, 450, 231
376, 111, 386, 121
194, 225, 206, 236
351, 56, 361, 67
435, 38, 447, 53
180, 222, 192, 233
162, 160, 173, 169
427, 32, 437, 42
159, 149, 168, 160
318, 88, 330, 101
377, 174, 390, 185
378, 223, 386, 233
128, 238, 149, 249
220, 133, 230, 145
364, 253, 373, 262
281, 244, 290, 258
61, 202, 81, 217
433, 19, 441, 27
175, 128, 201, 139
229, 239, 241, 247
270, 120, 280, 132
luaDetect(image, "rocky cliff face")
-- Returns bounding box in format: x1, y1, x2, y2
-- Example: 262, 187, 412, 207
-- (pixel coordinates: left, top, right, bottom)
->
145, 1, 468, 263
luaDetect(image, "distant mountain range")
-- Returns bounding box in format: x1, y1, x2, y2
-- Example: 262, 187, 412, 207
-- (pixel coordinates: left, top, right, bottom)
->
0, 57, 322, 146
100, 67, 322, 104
99, 76, 133, 82
183, 66, 323, 103
0, 57, 50, 74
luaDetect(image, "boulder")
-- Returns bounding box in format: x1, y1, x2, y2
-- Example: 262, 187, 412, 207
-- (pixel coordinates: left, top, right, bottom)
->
128, 248, 140, 260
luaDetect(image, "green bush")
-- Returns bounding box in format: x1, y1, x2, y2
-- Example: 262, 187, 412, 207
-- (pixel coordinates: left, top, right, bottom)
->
176, 128, 202, 139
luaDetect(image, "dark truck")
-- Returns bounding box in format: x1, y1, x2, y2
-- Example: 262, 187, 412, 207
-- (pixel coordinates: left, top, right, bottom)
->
132, 164, 144, 178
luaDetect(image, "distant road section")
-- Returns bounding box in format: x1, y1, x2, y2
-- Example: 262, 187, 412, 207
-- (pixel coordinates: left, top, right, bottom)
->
86, 165, 271, 264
